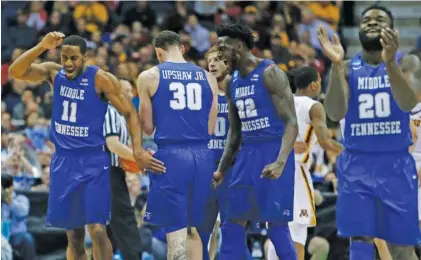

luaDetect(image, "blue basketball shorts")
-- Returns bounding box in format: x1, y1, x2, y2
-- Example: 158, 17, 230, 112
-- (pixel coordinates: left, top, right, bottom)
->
46, 146, 111, 230
226, 140, 295, 223
336, 149, 421, 245
199, 166, 233, 233
144, 143, 215, 229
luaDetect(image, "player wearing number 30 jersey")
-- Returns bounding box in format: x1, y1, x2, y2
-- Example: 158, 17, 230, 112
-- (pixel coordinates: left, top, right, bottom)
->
137, 31, 218, 260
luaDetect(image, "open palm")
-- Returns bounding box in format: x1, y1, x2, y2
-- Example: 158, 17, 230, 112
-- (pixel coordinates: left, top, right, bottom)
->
317, 26, 344, 64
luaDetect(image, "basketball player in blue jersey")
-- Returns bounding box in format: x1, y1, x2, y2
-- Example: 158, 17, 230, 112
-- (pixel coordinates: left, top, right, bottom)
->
136, 30, 218, 260
8, 32, 165, 260
212, 22, 299, 260
199, 46, 253, 260
318, 4, 421, 260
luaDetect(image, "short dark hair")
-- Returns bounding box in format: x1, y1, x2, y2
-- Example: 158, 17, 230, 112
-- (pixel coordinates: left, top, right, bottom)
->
216, 22, 255, 49
409, 49, 421, 61
362, 4, 394, 28
152, 30, 181, 50
288, 66, 319, 90
62, 35, 87, 54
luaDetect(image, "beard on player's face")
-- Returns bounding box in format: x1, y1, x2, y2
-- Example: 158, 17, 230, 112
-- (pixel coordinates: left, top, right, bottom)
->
359, 30, 383, 52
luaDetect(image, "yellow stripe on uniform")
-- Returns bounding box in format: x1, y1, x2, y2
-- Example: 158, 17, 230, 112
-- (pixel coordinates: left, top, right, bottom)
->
301, 126, 314, 164
300, 165, 317, 226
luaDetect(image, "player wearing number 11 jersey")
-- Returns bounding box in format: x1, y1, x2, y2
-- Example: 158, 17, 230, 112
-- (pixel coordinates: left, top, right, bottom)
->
8, 33, 164, 260
319, 4, 421, 259
137, 31, 218, 260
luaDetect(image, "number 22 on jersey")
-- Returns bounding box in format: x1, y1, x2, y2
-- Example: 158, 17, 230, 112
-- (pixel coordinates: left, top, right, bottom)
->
170, 82, 202, 110
358, 92, 391, 119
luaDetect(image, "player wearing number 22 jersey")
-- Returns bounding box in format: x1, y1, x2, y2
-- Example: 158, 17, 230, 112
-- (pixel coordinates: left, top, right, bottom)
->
138, 31, 218, 256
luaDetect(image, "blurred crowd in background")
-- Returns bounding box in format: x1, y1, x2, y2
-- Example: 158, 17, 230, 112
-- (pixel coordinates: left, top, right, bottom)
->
1, 1, 420, 259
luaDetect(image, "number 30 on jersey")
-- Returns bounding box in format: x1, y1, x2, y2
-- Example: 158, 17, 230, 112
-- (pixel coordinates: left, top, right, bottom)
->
170, 82, 202, 110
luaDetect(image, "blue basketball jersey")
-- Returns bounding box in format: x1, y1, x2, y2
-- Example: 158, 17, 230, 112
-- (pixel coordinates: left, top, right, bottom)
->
230, 59, 285, 141
342, 52, 412, 152
208, 94, 229, 159
50, 66, 108, 149
152, 62, 213, 144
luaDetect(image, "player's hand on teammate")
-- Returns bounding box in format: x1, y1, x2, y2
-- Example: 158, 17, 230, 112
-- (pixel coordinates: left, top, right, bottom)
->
134, 149, 166, 173
294, 141, 307, 154
380, 28, 399, 63
211, 171, 224, 188
317, 26, 344, 64
40, 32, 65, 50
261, 160, 286, 179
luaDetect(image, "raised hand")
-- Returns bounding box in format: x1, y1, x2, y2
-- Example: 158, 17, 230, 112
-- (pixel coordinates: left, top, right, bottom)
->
40, 32, 65, 50
317, 26, 344, 64
380, 28, 399, 63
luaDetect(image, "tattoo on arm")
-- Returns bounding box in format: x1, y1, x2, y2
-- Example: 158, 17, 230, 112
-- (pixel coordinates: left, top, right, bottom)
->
324, 60, 350, 121
217, 76, 242, 173
167, 238, 188, 260
263, 64, 298, 163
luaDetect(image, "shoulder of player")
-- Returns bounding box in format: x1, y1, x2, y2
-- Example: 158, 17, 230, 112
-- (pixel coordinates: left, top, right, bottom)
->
94, 69, 117, 89
262, 63, 289, 93
309, 101, 325, 120
400, 54, 421, 72
137, 66, 159, 85
223, 74, 232, 99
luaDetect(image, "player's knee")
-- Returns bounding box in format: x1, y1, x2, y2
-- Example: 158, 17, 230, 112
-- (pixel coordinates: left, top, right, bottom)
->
388, 244, 415, 259
307, 236, 329, 255
66, 228, 85, 247
351, 236, 374, 243
187, 227, 200, 240
87, 224, 107, 243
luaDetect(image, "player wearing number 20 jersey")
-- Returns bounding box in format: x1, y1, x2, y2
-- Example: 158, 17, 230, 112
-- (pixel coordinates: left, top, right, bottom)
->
337, 51, 420, 244
140, 31, 218, 236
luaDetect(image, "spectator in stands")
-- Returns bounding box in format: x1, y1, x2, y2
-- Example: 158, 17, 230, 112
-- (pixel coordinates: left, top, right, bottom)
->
122, 1, 156, 29
26, 2, 47, 31
184, 14, 211, 56
194, 1, 225, 25
1, 174, 36, 260
162, 1, 189, 33
298, 7, 336, 57
308, 1, 340, 31
8, 9, 38, 50
1, 235, 13, 260
39, 10, 69, 36
73, 1, 109, 33
31, 166, 49, 191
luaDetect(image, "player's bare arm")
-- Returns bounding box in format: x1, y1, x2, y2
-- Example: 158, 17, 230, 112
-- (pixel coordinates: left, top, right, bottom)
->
9, 32, 64, 83
261, 64, 298, 179
310, 102, 344, 155
317, 27, 350, 122
409, 120, 418, 153
380, 28, 421, 111
212, 75, 242, 188
206, 70, 219, 135
97, 70, 165, 173
137, 67, 159, 135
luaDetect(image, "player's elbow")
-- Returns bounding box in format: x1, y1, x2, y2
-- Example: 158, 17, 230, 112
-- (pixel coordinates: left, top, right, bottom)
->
8, 64, 22, 79
143, 122, 154, 136
105, 136, 120, 153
